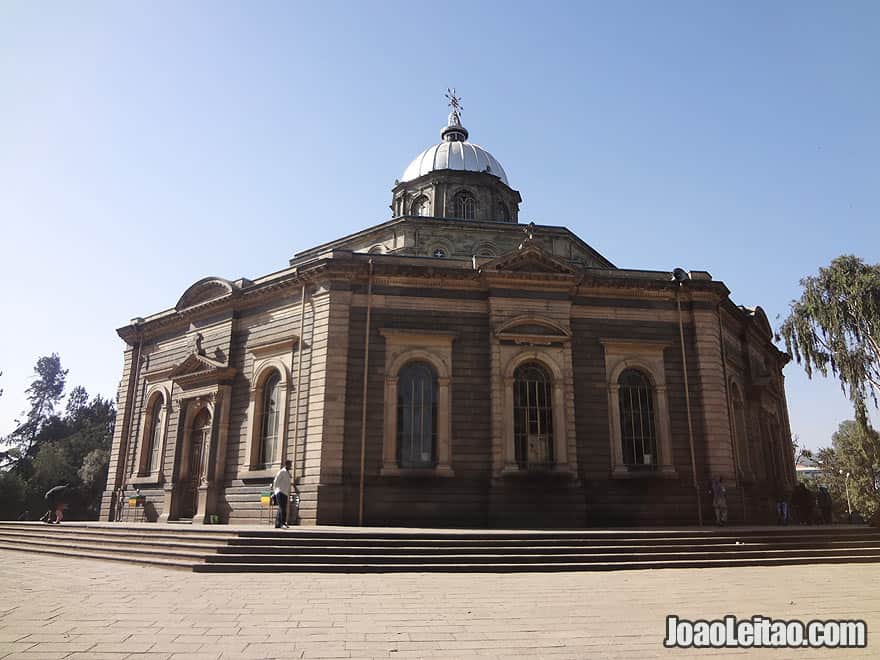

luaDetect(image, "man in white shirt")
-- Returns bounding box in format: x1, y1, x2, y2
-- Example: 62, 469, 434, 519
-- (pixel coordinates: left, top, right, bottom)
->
272, 460, 293, 528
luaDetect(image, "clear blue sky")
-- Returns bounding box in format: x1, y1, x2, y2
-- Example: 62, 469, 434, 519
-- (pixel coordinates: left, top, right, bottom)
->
1, 1, 877, 451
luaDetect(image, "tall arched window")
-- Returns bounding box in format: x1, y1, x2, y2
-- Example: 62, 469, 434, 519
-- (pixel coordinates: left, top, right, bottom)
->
145, 395, 164, 474
730, 383, 750, 475
618, 369, 657, 467
454, 191, 476, 219
496, 202, 510, 221
513, 362, 554, 468
397, 362, 437, 468
411, 195, 429, 216
259, 371, 282, 468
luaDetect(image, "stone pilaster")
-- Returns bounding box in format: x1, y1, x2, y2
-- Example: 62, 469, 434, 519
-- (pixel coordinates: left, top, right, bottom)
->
690, 303, 736, 481
301, 286, 351, 524
100, 346, 136, 520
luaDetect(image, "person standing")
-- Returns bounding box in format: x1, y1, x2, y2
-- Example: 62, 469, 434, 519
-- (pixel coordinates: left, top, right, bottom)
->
711, 477, 728, 526
272, 460, 293, 529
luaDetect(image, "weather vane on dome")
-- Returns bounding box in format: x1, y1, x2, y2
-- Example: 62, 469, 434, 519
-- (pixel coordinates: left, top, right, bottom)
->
441, 88, 468, 140
445, 88, 463, 113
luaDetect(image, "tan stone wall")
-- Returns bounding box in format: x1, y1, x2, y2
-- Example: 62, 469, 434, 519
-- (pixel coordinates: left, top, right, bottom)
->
104, 254, 792, 527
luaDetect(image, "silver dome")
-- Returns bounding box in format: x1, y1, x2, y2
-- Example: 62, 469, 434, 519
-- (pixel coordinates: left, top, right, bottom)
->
401, 141, 509, 185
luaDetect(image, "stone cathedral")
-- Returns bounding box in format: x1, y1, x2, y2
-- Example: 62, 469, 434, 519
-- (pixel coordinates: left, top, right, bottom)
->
101, 95, 796, 527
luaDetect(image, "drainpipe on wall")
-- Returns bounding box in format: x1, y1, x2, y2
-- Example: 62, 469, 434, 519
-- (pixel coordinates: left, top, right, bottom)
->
287, 281, 308, 525
717, 302, 747, 523
291, 281, 307, 481
358, 259, 374, 526
675, 279, 703, 526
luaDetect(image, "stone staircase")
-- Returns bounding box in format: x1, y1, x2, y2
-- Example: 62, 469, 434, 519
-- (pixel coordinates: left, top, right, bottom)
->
0, 522, 233, 570
1, 522, 879, 573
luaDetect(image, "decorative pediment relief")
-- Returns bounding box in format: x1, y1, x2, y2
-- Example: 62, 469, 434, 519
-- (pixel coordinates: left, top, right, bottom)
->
482, 244, 578, 276
169, 352, 237, 389
495, 315, 571, 345
176, 277, 235, 312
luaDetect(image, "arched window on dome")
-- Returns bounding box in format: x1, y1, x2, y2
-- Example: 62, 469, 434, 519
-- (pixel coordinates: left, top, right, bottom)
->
497, 202, 510, 221
454, 191, 476, 220
411, 195, 430, 217
618, 369, 657, 468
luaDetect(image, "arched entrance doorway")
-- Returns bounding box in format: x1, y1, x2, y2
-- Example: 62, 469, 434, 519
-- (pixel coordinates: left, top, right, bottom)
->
180, 407, 211, 519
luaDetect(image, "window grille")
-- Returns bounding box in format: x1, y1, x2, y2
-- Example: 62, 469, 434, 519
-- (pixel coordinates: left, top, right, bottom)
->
146, 396, 164, 474
513, 363, 554, 468
618, 369, 657, 468
259, 372, 282, 468
397, 362, 437, 468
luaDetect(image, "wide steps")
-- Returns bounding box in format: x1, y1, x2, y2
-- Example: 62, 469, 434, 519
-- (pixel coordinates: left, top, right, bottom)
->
1, 522, 878, 573
0, 541, 197, 570
194, 554, 880, 573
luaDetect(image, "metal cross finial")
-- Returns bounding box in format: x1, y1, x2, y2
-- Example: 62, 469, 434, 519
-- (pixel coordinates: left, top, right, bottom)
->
445, 88, 463, 114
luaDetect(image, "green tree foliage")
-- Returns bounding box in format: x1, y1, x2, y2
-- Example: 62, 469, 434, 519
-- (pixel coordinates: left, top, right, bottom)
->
0, 355, 114, 520
3, 354, 68, 468
779, 255, 880, 407
817, 416, 880, 520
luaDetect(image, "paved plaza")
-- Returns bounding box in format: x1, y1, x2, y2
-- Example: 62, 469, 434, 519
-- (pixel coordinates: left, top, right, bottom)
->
0, 549, 877, 659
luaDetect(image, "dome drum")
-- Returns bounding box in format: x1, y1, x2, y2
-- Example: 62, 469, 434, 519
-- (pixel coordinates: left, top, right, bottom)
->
392, 170, 520, 223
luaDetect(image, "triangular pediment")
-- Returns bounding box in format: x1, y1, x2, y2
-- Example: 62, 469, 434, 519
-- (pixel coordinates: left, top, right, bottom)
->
482, 243, 579, 275
169, 352, 236, 388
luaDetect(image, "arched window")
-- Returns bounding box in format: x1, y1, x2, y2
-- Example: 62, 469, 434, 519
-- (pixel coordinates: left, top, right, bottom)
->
730, 383, 750, 475
513, 362, 554, 468
397, 362, 437, 468
618, 369, 657, 467
474, 242, 497, 258
145, 395, 164, 474
454, 191, 476, 220
259, 371, 282, 468
496, 202, 510, 221
411, 195, 430, 217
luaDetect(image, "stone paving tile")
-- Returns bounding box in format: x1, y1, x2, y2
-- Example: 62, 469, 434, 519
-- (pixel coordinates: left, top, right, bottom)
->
0, 550, 878, 658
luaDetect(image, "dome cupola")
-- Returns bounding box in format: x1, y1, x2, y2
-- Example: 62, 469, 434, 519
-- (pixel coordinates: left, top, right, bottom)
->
392, 89, 521, 223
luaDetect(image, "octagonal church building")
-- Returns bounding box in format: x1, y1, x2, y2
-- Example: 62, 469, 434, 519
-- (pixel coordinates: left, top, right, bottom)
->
101, 98, 796, 528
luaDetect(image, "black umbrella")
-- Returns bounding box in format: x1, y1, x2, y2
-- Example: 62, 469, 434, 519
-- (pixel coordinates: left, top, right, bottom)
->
44, 485, 69, 500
